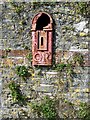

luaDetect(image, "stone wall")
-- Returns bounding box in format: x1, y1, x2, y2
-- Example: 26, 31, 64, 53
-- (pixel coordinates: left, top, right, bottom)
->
0, 1, 90, 119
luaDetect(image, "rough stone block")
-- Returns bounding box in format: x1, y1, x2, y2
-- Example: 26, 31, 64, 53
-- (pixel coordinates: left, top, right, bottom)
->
33, 84, 56, 93
7, 50, 30, 57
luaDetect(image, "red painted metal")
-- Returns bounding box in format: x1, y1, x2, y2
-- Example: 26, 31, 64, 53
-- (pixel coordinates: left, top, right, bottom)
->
32, 12, 53, 66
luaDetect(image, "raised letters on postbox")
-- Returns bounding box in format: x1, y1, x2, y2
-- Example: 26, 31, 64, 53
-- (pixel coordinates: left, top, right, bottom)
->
32, 12, 53, 65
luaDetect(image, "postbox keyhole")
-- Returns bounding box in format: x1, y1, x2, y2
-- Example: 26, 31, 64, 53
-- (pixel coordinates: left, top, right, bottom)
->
37, 31, 47, 50
41, 37, 43, 46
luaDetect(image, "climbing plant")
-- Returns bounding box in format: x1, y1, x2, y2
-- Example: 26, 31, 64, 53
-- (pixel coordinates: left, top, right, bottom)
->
9, 81, 26, 104
73, 52, 84, 66
77, 2, 89, 16
26, 53, 32, 62
78, 102, 90, 120
16, 65, 29, 81
10, 2, 24, 16
31, 96, 57, 120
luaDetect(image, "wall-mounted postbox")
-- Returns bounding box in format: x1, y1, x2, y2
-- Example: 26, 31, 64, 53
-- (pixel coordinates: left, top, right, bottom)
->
32, 12, 53, 66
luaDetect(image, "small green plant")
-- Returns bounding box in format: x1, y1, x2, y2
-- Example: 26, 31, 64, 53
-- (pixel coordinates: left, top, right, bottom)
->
55, 63, 66, 71
10, 2, 24, 15
55, 63, 74, 87
78, 2, 88, 15
41, 96, 57, 120
55, 63, 74, 76
23, 45, 29, 50
9, 81, 26, 103
73, 52, 84, 66
16, 65, 29, 80
31, 102, 41, 117
5, 48, 12, 52
31, 96, 57, 120
62, 26, 75, 31
26, 53, 32, 62
66, 63, 74, 76
2, 48, 12, 58
78, 102, 90, 120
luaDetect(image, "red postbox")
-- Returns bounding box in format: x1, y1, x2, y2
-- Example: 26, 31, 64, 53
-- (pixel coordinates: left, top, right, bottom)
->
32, 12, 53, 66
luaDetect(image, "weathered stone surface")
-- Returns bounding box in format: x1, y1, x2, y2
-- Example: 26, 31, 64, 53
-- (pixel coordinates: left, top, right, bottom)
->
33, 84, 56, 93
0, 82, 2, 94
73, 21, 88, 32
0, 2, 89, 119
